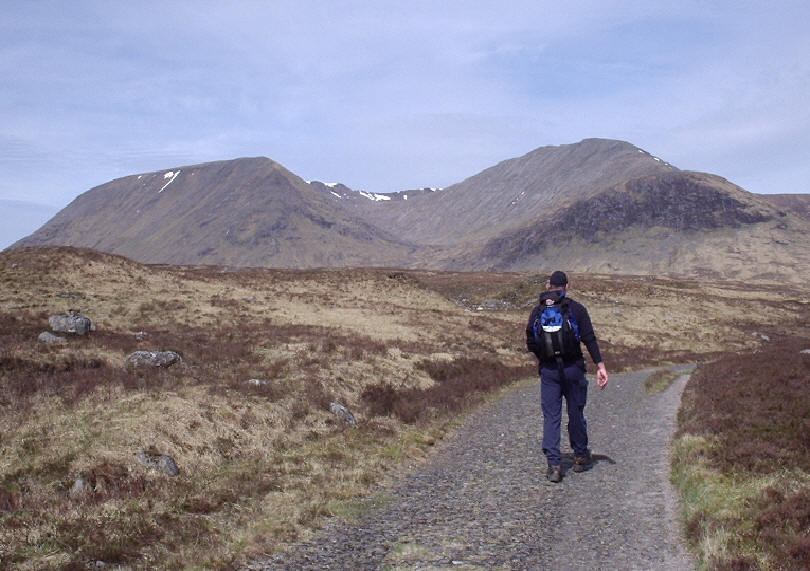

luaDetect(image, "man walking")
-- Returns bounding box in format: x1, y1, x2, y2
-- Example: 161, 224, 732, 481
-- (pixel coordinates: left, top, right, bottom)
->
526, 271, 609, 483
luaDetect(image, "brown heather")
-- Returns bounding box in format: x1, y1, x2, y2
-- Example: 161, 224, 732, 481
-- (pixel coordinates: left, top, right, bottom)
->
1, 246, 808, 569
677, 336, 810, 570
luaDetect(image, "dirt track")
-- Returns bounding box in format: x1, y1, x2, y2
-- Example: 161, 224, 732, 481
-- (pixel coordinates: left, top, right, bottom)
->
249, 367, 694, 570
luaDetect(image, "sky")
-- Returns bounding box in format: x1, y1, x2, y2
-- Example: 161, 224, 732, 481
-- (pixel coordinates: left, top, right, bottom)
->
2, 1, 809, 247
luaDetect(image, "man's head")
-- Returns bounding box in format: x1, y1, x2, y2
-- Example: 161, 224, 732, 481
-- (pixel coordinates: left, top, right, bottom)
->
547, 270, 569, 291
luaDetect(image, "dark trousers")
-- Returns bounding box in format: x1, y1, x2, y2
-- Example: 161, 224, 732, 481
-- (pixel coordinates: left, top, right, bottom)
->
540, 362, 589, 466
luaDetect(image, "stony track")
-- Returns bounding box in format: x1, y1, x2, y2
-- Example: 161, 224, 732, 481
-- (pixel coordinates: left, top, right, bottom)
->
248, 367, 694, 570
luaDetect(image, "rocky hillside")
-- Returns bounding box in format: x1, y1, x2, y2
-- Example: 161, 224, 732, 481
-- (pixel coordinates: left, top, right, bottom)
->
12, 139, 810, 281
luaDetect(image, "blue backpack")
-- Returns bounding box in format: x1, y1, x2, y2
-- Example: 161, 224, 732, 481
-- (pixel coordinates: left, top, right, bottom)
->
533, 293, 580, 362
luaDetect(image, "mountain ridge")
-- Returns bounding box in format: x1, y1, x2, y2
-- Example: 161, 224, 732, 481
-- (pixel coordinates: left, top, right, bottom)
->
11, 139, 810, 281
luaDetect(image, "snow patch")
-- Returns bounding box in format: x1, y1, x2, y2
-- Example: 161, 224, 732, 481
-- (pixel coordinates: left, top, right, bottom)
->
159, 170, 180, 193
358, 191, 391, 202
330, 191, 342, 198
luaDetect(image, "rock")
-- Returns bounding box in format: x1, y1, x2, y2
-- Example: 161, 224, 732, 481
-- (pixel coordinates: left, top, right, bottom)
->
800, 349, 810, 355
70, 476, 89, 497
125, 350, 183, 368
49, 312, 93, 335
156, 455, 180, 476
247, 378, 269, 386
330, 402, 356, 426
38, 331, 67, 345
135, 451, 180, 476
760, 334, 770, 341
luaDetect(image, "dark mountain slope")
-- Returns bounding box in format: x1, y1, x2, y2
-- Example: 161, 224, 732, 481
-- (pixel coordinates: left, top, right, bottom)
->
351, 138, 677, 245
448, 171, 810, 280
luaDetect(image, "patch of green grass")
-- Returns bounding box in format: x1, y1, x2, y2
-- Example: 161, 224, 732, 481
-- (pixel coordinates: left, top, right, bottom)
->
325, 495, 391, 521
643, 369, 681, 394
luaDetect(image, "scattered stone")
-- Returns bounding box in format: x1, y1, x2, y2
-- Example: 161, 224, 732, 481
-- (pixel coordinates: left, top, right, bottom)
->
760, 334, 770, 341
49, 312, 93, 335
125, 350, 183, 368
135, 451, 180, 476
38, 331, 67, 345
247, 378, 269, 386
330, 402, 356, 426
800, 349, 810, 355
135, 331, 148, 341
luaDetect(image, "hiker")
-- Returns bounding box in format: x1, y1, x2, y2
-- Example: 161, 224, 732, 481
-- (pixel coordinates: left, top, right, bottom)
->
525, 271, 609, 483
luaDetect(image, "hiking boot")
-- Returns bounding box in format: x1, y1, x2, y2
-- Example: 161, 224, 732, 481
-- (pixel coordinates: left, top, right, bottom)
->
572, 454, 592, 473
546, 465, 562, 483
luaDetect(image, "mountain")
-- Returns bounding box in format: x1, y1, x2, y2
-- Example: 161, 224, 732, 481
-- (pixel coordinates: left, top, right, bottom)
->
761, 193, 810, 220
349, 138, 677, 246
12, 139, 810, 281
13, 157, 420, 268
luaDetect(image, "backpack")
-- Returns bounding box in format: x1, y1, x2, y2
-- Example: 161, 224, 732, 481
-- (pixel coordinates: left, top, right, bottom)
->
533, 293, 580, 362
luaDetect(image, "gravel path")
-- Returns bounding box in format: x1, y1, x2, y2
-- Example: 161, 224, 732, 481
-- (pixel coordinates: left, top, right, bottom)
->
249, 367, 694, 570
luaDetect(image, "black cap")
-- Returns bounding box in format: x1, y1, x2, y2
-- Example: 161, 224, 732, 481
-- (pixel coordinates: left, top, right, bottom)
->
549, 271, 568, 286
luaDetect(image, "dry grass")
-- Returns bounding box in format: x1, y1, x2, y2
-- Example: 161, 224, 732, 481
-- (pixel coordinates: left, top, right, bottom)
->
1, 246, 808, 569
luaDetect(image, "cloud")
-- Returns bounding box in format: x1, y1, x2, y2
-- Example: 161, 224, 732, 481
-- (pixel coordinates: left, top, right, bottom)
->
1, 0, 809, 220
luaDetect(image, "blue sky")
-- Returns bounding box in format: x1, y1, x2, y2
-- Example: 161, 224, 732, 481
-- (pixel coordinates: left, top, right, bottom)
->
2, 1, 809, 246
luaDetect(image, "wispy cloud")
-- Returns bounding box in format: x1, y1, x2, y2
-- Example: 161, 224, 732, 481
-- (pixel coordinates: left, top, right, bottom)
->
1, 0, 808, 217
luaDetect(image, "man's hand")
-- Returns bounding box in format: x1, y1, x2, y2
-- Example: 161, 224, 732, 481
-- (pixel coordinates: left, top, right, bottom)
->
596, 362, 609, 389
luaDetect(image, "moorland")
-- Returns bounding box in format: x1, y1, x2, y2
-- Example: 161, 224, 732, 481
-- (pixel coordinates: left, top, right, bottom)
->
1, 246, 809, 569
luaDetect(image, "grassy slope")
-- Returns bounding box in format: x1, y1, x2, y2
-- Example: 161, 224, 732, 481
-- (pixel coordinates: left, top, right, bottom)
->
1, 246, 808, 569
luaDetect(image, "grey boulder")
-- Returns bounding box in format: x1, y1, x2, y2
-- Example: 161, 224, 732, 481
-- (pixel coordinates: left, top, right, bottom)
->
125, 350, 183, 368
49, 313, 93, 335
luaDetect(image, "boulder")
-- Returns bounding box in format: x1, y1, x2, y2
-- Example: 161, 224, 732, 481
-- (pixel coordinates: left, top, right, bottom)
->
330, 402, 356, 426
69, 476, 89, 497
125, 350, 183, 368
38, 331, 67, 345
135, 451, 180, 476
49, 313, 93, 335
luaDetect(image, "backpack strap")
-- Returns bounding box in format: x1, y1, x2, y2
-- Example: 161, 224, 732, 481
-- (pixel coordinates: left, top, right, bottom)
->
550, 298, 573, 380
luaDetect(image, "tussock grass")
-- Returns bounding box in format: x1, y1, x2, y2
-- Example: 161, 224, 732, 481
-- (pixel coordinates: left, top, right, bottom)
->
2, 246, 807, 568
0, 248, 537, 569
